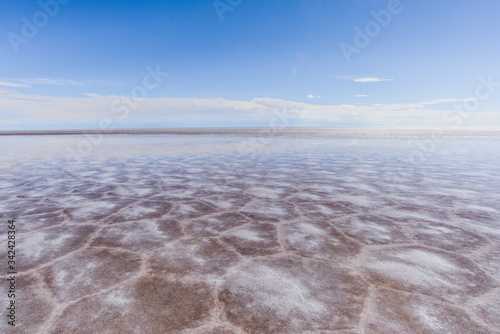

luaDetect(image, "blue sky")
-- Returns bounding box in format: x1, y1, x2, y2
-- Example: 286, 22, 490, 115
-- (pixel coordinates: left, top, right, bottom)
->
1, 0, 500, 129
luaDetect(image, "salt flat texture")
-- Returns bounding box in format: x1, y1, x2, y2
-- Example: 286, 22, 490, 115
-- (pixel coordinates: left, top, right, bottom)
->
0, 132, 499, 333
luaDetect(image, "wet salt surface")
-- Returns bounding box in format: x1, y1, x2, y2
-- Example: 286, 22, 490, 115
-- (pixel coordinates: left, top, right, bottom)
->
0, 132, 499, 333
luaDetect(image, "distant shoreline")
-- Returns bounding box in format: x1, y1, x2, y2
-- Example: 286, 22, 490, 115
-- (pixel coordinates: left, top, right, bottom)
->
1, 127, 500, 137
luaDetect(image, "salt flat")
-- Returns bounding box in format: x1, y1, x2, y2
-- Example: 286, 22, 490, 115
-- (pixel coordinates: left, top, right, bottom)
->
0, 130, 499, 333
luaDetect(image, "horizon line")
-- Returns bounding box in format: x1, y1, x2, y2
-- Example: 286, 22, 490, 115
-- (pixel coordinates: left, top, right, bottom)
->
2, 126, 500, 137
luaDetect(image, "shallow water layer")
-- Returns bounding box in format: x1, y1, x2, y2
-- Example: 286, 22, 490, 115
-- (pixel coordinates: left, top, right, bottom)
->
1, 133, 499, 333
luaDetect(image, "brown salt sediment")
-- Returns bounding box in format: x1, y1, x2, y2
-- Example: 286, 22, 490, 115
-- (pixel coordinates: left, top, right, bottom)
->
1, 133, 499, 333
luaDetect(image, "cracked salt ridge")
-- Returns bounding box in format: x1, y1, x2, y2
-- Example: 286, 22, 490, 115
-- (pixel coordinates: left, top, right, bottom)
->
471, 290, 500, 330
91, 219, 183, 252
149, 238, 240, 279
18, 224, 97, 271
472, 243, 500, 278
184, 212, 251, 237
51, 276, 214, 333
218, 255, 368, 333
201, 194, 252, 211
221, 222, 281, 256
240, 200, 297, 221
336, 214, 410, 245
42, 247, 142, 301
405, 221, 488, 253
1, 134, 500, 333
18, 211, 66, 232
0, 273, 54, 334
365, 288, 494, 333
359, 245, 499, 303
282, 221, 361, 263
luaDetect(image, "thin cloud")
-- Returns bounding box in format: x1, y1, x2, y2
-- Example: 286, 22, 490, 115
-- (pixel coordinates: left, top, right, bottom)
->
84, 93, 104, 98
85, 79, 127, 87
307, 94, 321, 99
354, 77, 394, 83
354, 94, 367, 98
16, 78, 86, 86
1, 92, 498, 128
335, 75, 356, 80
0, 81, 31, 88
4, 78, 126, 87
427, 98, 478, 104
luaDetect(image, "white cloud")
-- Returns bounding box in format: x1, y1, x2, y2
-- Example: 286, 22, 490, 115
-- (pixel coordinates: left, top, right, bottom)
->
2, 78, 128, 89
425, 98, 478, 104
307, 94, 321, 99
0, 90, 498, 128
354, 77, 394, 83
354, 94, 367, 98
84, 93, 104, 98
0, 81, 31, 88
